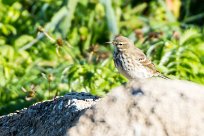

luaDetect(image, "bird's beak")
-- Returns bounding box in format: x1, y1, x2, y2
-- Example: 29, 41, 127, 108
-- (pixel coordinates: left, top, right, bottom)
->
105, 41, 113, 44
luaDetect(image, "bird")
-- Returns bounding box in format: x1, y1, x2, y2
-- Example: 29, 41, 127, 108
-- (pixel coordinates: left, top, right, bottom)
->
107, 35, 168, 80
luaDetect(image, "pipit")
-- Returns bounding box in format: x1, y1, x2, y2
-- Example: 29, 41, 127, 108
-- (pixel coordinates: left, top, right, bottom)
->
107, 35, 167, 80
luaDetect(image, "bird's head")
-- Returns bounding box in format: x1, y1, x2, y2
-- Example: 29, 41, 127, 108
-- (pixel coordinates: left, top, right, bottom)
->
106, 35, 133, 51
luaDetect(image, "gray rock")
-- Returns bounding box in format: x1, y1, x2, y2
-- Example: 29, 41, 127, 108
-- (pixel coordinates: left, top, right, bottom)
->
0, 92, 99, 136
68, 78, 204, 136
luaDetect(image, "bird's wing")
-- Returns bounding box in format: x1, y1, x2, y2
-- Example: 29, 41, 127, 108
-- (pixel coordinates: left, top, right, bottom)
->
133, 49, 170, 79
131, 47, 158, 74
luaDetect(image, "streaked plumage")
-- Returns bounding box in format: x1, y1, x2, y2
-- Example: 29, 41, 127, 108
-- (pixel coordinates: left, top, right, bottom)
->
111, 35, 166, 80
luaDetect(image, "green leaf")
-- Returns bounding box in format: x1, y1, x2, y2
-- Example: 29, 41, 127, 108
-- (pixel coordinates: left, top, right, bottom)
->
14, 35, 34, 48
180, 28, 200, 45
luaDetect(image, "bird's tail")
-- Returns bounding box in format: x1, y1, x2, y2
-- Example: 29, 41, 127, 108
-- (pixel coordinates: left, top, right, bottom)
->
154, 72, 170, 79
158, 74, 170, 79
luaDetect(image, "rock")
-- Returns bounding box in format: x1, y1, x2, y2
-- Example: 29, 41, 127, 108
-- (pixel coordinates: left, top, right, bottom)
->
68, 78, 204, 136
1, 78, 204, 136
0, 92, 99, 136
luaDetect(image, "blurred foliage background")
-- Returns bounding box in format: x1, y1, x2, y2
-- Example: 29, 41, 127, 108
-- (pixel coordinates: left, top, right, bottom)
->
0, 0, 204, 115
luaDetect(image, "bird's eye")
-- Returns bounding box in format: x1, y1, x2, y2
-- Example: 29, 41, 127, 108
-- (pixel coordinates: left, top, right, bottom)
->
119, 43, 123, 45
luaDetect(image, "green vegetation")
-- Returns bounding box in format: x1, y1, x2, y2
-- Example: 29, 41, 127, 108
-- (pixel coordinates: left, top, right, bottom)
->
0, 0, 204, 115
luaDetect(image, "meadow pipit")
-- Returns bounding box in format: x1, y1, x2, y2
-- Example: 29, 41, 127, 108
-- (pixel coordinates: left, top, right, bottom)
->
107, 35, 167, 80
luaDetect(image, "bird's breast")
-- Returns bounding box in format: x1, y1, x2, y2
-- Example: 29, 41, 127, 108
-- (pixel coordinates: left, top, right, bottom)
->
113, 52, 153, 79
